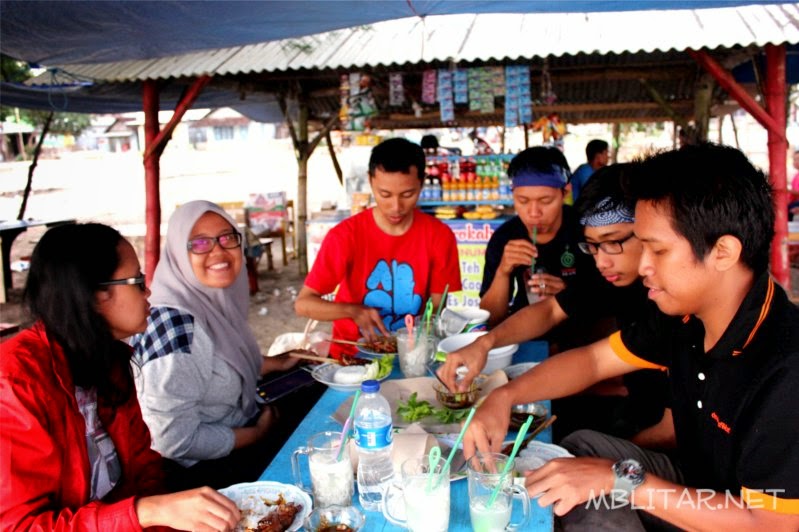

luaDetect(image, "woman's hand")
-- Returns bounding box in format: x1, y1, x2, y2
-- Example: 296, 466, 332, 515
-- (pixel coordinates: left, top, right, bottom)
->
135, 486, 241, 531
261, 353, 301, 375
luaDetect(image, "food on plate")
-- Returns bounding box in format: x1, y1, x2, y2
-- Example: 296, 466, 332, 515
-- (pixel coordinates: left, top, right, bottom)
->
362, 335, 397, 354
332, 354, 394, 385
433, 206, 459, 220
317, 524, 355, 532
333, 365, 375, 384
239, 493, 303, 532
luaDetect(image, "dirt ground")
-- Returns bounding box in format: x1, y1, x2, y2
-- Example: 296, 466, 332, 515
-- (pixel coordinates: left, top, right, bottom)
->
0, 225, 326, 350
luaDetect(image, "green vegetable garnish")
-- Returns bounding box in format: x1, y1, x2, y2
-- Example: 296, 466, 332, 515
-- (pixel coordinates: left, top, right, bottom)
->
397, 392, 472, 423
376, 353, 395, 379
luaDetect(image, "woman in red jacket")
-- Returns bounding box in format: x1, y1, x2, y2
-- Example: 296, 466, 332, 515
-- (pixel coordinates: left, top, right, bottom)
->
0, 223, 240, 531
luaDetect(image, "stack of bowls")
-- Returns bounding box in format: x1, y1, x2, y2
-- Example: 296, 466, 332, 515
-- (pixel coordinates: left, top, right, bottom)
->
437, 331, 518, 373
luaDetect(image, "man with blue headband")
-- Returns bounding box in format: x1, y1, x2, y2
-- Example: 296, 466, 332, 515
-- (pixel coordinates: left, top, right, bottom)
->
444, 163, 670, 442
479, 147, 608, 351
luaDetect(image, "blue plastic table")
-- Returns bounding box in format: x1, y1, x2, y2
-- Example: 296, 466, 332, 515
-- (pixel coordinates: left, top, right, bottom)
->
260, 340, 553, 531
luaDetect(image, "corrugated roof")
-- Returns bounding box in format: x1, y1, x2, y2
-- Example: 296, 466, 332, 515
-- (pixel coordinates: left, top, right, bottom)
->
26, 4, 799, 83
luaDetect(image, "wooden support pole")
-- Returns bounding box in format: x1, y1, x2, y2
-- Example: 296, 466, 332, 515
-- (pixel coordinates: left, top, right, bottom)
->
143, 80, 161, 285
764, 44, 789, 291
142, 76, 210, 283
326, 130, 344, 186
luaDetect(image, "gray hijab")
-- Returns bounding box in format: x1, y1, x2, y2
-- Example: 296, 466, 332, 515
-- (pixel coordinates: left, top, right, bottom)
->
148, 200, 261, 417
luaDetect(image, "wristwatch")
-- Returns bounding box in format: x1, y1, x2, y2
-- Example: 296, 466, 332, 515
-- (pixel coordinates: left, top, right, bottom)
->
612, 459, 645, 498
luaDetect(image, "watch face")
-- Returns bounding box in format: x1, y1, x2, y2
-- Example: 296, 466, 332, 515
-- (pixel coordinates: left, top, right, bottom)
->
615, 459, 645, 484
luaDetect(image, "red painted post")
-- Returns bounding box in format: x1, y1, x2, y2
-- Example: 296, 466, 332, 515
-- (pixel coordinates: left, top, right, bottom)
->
764, 44, 789, 291
143, 80, 161, 285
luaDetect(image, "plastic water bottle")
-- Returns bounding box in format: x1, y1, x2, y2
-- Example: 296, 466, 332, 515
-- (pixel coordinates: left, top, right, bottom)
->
353, 379, 395, 511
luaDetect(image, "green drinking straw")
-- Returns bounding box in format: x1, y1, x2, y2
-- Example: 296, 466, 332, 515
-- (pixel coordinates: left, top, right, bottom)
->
436, 407, 476, 487
530, 226, 538, 276
425, 445, 442, 493
336, 389, 361, 462
487, 414, 534, 507
435, 283, 450, 322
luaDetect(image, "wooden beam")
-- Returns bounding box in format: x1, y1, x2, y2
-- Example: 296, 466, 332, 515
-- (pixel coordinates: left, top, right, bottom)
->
326, 130, 343, 186
143, 75, 211, 159
687, 49, 784, 140
638, 78, 691, 130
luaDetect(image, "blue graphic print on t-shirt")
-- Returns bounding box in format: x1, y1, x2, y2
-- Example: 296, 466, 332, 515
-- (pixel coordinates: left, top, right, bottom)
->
363, 259, 422, 330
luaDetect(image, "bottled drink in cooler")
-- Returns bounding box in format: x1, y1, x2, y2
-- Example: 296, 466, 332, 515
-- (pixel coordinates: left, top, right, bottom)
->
353, 380, 395, 511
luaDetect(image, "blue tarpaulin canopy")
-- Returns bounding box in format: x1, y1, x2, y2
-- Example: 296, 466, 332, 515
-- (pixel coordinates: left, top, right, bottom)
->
0, 0, 781, 65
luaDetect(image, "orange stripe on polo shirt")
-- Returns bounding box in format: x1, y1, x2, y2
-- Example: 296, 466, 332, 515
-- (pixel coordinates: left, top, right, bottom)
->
741, 487, 799, 514
736, 278, 775, 355
608, 331, 668, 371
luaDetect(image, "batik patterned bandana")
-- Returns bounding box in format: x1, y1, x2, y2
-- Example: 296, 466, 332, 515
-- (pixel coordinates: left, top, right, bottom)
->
579, 197, 635, 227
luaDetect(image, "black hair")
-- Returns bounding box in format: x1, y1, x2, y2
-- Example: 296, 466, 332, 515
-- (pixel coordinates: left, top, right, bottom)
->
574, 163, 637, 221
23, 223, 134, 408
507, 146, 572, 185
368, 137, 426, 183
630, 143, 774, 274
586, 139, 609, 162
420, 134, 439, 150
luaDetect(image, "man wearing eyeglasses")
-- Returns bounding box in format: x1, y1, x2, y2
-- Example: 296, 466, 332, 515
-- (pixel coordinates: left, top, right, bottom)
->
442, 163, 671, 442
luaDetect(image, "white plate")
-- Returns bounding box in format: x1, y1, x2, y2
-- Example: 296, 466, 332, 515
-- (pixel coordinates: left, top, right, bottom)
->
504, 362, 539, 380
356, 336, 398, 357
310, 363, 390, 392
515, 441, 574, 472
219, 481, 312, 532
437, 332, 518, 359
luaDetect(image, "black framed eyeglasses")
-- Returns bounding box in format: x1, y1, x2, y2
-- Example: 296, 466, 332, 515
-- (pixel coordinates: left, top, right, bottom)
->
98, 274, 147, 292
186, 232, 242, 254
577, 233, 636, 255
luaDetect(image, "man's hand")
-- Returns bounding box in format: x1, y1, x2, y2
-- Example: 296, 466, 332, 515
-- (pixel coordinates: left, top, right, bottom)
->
528, 272, 566, 299
437, 335, 492, 392
350, 305, 390, 341
461, 388, 514, 459
136, 486, 241, 531
498, 239, 538, 276
524, 457, 615, 516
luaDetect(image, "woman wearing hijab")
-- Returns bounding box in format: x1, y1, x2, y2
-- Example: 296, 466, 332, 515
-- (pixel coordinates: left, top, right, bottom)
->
0, 223, 239, 531
133, 201, 296, 490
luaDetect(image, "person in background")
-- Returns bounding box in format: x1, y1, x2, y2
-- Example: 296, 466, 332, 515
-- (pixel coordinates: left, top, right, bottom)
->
479, 146, 608, 353
789, 148, 799, 221
133, 201, 300, 490
570, 139, 609, 202
420, 133, 461, 156
0, 223, 239, 531
295, 138, 462, 358
462, 144, 799, 530
441, 164, 671, 443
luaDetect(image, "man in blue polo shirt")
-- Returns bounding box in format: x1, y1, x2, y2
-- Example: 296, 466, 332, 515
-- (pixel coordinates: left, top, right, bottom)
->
461, 144, 799, 529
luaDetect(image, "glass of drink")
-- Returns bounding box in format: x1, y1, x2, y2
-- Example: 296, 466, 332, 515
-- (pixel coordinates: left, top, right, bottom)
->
524, 267, 548, 305
467, 452, 530, 532
382, 454, 450, 532
396, 328, 434, 378
291, 431, 354, 508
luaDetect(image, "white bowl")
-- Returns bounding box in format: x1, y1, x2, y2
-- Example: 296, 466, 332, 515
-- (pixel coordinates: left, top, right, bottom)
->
437, 332, 518, 373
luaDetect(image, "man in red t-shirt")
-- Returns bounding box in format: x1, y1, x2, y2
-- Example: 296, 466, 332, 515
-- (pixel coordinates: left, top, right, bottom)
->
295, 138, 462, 357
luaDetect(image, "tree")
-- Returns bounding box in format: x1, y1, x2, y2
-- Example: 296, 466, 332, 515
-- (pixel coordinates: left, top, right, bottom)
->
2, 54, 92, 218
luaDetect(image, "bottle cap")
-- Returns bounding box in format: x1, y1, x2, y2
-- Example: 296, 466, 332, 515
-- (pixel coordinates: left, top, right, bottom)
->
360, 379, 380, 393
